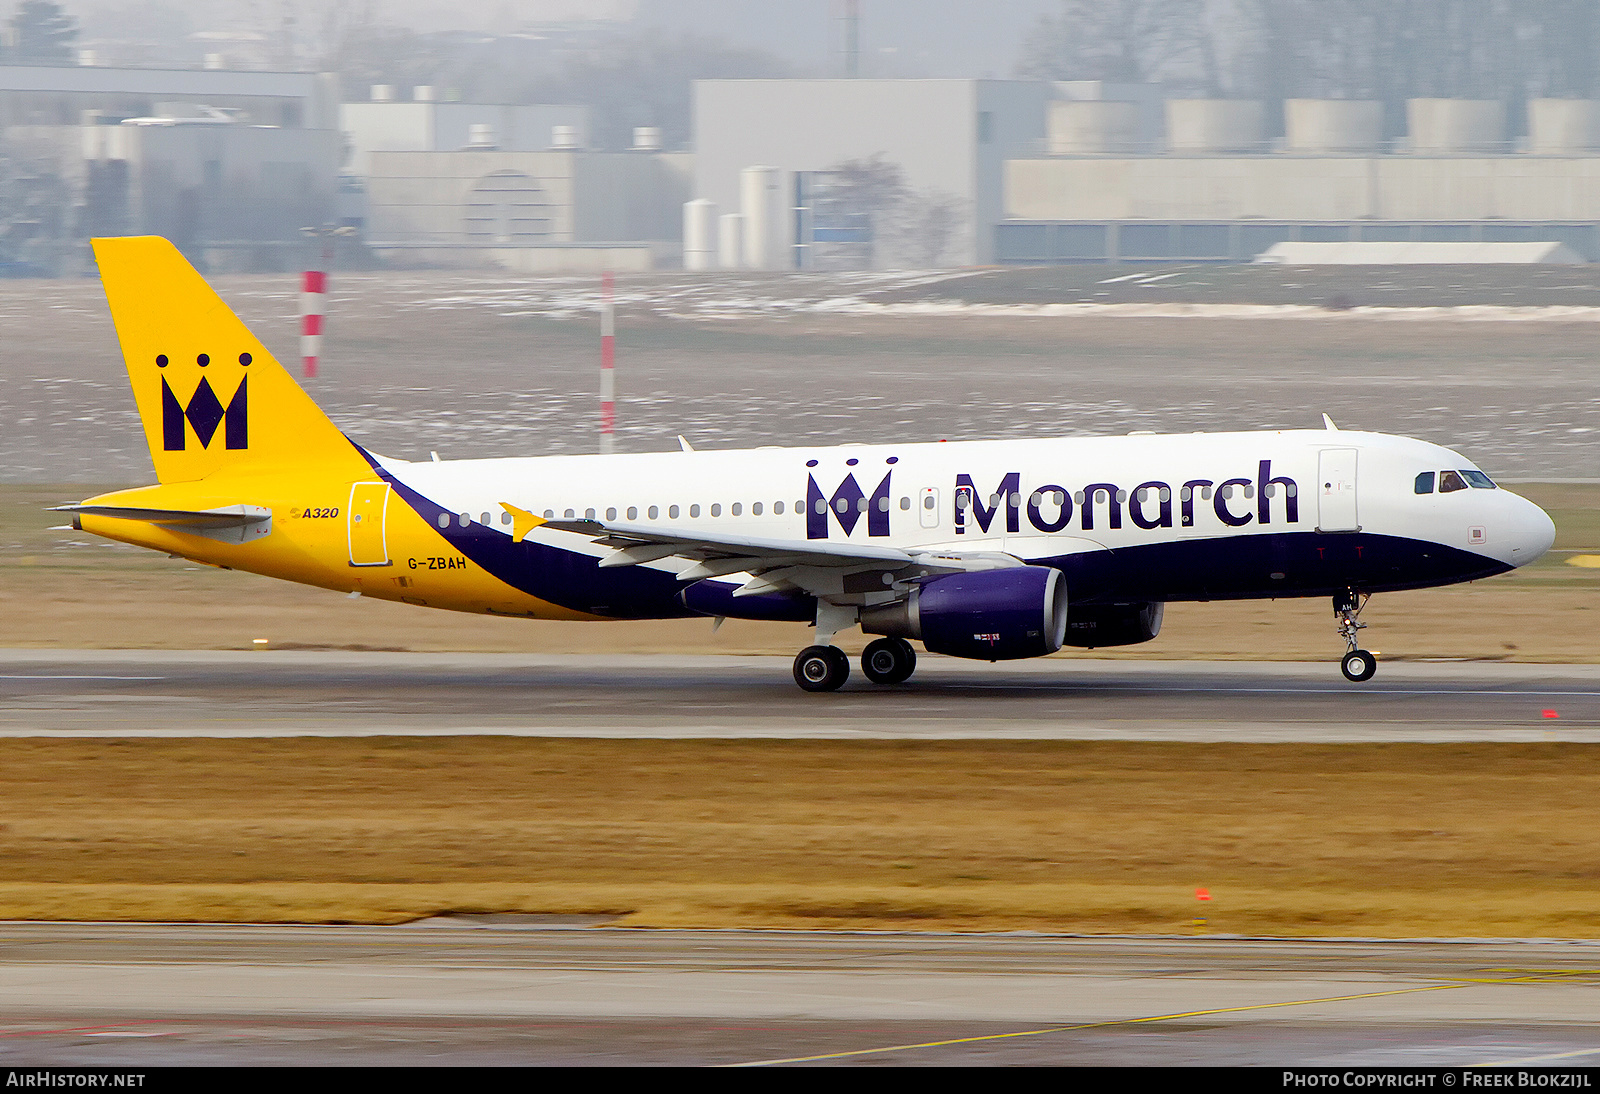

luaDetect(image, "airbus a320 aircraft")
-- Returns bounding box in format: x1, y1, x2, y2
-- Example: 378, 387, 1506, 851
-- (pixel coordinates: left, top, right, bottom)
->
59, 237, 1556, 692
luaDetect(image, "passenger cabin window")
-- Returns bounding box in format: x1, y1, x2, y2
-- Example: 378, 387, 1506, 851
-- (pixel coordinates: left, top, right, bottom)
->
1461, 470, 1497, 489
1415, 472, 1435, 494
1438, 470, 1469, 493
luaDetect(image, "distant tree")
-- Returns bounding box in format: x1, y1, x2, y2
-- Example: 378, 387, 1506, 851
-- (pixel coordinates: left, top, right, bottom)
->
884, 189, 965, 269
1017, 0, 1209, 87
816, 155, 965, 269
1227, 1, 1600, 139
516, 31, 791, 151
0, 133, 71, 272
323, 18, 445, 102
7, 0, 77, 65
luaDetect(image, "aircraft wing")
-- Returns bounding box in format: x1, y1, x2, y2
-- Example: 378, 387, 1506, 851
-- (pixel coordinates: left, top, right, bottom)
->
536, 515, 1022, 600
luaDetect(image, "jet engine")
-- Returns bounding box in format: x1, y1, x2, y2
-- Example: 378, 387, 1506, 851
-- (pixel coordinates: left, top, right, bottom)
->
1061, 601, 1164, 648
859, 566, 1068, 661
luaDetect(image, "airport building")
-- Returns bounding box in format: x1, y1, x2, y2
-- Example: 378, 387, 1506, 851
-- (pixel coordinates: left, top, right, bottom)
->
362, 141, 692, 272
690, 78, 1052, 266
999, 97, 1600, 263
343, 84, 691, 271
339, 90, 591, 176
0, 62, 341, 272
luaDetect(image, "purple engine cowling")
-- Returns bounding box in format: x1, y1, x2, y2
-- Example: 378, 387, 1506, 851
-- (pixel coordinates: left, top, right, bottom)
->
860, 566, 1069, 661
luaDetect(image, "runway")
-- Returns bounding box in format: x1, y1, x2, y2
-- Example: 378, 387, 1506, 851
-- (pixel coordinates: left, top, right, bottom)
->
0, 650, 1596, 741
1, 924, 1598, 1065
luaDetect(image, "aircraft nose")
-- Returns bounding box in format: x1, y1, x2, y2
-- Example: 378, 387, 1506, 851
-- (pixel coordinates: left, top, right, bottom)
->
1503, 491, 1556, 569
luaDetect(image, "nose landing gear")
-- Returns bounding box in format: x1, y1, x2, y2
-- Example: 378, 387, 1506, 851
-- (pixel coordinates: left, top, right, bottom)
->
1335, 589, 1377, 682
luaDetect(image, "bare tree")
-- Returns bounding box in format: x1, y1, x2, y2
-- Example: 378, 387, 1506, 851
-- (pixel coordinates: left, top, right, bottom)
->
515, 31, 790, 151
1235, 1, 1600, 136
0, 133, 71, 273
1017, 0, 1210, 88
883, 189, 965, 269
5, 0, 77, 65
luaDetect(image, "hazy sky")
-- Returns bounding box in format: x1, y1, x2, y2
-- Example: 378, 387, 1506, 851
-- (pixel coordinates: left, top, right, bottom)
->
70, 0, 1062, 78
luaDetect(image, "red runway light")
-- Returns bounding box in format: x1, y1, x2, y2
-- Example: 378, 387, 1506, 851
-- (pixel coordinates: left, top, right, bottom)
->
1542, 710, 1559, 719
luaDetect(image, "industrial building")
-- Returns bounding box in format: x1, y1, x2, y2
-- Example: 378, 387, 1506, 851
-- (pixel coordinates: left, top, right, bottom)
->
339, 90, 591, 175
999, 96, 1600, 263
11, 59, 1600, 273
691, 78, 1051, 266
362, 138, 692, 272
0, 63, 340, 272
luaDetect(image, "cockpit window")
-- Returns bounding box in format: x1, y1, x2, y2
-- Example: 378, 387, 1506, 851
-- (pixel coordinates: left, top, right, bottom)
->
1414, 472, 1435, 494
1460, 470, 1497, 489
1438, 470, 1469, 493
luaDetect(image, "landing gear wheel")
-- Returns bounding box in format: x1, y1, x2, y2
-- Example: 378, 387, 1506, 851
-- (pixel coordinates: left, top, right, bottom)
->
861, 637, 917, 685
1341, 649, 1377, 682
794, 645, 850, 692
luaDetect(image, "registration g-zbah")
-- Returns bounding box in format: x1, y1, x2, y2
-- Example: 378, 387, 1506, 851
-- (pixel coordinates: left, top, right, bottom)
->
58, 237, 1557, 692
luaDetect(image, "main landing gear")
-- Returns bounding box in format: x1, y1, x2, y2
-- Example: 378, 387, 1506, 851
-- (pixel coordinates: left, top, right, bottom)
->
1335, 589, 1377, 682
794, 645, 850, 692
862, 636, 917, 685
792, 638, 919, 692
793, 602, 918, 692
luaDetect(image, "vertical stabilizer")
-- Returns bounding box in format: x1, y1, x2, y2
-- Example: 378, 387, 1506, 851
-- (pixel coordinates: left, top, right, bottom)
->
92, 236, 366, 484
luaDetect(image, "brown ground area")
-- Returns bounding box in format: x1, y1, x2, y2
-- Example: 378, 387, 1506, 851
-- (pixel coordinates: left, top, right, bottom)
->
1, 738, 1597, 936
3, 483, 1596, 660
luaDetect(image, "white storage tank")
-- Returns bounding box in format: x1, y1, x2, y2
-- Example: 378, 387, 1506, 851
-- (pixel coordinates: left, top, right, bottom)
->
1048, 100, 1141, 154
1283, 100, 1383, 153
1406, 99, 1505, 153
740, 165, 788, 270
1165, 99, 1265, 153
633, 126, 663, 151
683, 199, 718, 270
1526, 99, 1600, 153
551, 125, 580, 149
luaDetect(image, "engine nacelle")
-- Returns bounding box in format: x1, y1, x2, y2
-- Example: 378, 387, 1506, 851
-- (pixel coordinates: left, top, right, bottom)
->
859, 566, 1068, 661
1062, 602, 1164, 648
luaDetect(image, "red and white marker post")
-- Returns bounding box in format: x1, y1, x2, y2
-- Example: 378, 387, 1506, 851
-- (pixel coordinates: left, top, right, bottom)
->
300, 268, 326, 380
599, 269, 615, 454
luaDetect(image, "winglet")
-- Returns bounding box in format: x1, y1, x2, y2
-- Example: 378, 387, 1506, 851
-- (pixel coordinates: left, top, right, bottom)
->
1321, 413, 1338, 431
499, 502, 545, 543
677, 435, 695, 452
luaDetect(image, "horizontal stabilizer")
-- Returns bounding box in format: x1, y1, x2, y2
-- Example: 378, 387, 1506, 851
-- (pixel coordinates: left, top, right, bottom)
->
51, 503, 272, 545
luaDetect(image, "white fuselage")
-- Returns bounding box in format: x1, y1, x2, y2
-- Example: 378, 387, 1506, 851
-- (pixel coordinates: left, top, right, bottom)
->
369, 428, 1554, 619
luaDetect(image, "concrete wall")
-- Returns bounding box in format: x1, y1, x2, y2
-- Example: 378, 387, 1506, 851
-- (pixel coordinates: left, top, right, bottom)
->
1007, 155, 1600, 223
127, 125, 340, 245
340, 102, 592, 175
365, 149, 689, 247
693, 79, 1049, 265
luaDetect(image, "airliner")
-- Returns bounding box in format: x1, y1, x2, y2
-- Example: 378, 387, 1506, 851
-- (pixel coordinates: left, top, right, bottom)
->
57, 236, 1557, 692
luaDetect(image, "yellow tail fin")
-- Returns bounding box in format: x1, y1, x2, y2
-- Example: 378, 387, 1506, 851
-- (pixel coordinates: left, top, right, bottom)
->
93, 236, 365, 485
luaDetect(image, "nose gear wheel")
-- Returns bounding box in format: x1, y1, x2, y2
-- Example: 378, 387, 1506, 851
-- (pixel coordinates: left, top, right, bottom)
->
1334, 589, 1376, 682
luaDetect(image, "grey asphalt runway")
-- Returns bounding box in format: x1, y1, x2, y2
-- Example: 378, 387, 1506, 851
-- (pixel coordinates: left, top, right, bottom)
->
0, 650, 1596, 741
1, 924, 1599, 1065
